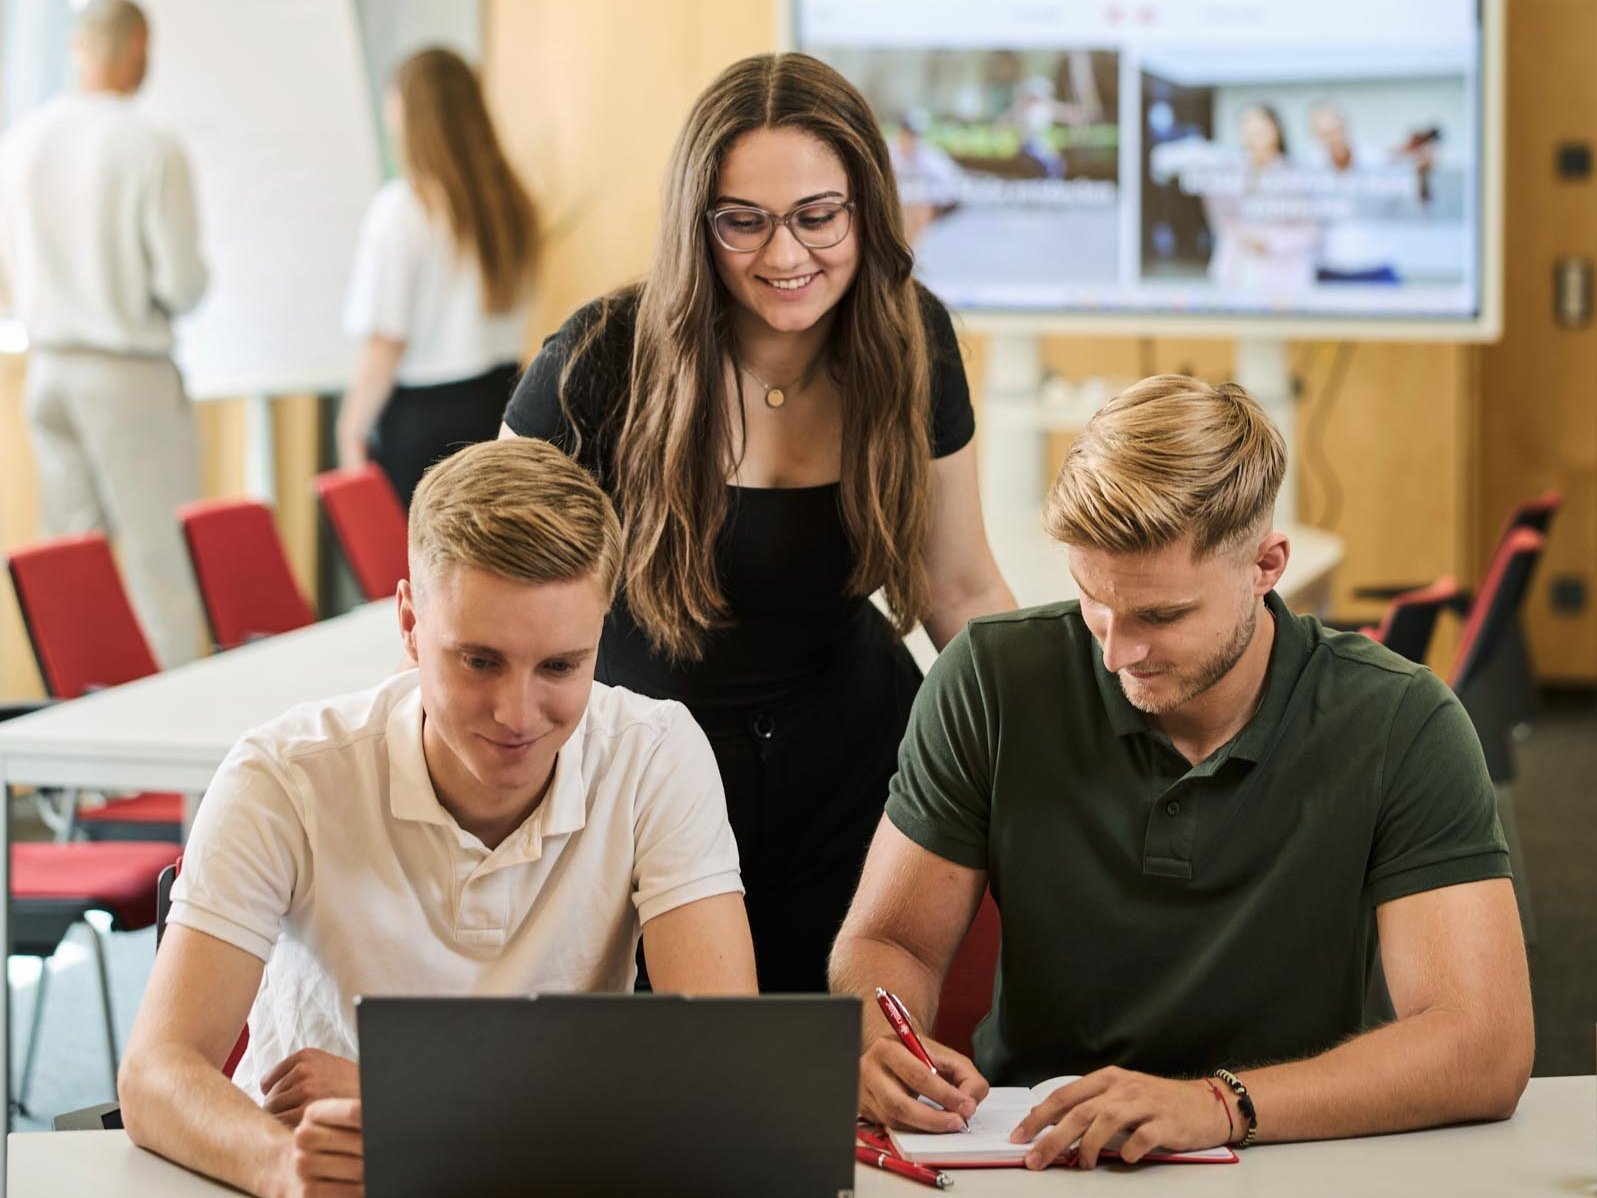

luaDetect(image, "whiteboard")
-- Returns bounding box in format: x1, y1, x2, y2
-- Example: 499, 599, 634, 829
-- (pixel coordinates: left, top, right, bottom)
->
138, 0, 381, 398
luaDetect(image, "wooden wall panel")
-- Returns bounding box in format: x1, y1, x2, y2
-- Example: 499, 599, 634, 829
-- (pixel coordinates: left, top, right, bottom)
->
0, 352, 39, 697
484, 0, 779, 345
1477, 0, 1597, 684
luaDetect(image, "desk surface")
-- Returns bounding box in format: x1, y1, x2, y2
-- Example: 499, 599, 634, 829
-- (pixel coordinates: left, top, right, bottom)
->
7, 1076, 1591, 1197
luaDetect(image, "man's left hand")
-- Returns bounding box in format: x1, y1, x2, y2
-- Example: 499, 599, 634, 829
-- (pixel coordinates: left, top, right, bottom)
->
261, 1048, 362, 1128
1009, 1067, 1232, 1169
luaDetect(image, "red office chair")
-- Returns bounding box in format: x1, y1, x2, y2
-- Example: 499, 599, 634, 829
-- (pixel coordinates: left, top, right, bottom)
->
179, 497, 315, 650
6, 534, 184, 841
932, 890, 1001, 1059
1360, 576, 1462, 666
313, 464, 409, 600
1445, 528, 1547, 945
10, 840, 182, 1114
1354, 491, 1561, 728
1450, 527, 1547, 772
1485, 490, 1561, 729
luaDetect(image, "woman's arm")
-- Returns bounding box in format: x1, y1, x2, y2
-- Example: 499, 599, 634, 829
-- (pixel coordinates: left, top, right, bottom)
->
920, 442, 1017, 650
335, 334, 407, 469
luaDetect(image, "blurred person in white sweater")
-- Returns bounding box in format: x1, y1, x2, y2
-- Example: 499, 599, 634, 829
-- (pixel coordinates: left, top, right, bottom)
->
0, 0, 207, 666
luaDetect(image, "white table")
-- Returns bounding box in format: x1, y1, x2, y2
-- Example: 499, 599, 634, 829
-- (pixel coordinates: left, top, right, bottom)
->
7, 1076, 1592, 1196
0, 601, 402, 1176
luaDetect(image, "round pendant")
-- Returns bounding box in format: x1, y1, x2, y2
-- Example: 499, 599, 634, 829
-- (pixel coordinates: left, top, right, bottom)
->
765, 387, 786, 409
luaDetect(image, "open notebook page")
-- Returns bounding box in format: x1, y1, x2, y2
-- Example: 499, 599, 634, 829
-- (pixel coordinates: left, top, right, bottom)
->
889, 1076, 1236, 1165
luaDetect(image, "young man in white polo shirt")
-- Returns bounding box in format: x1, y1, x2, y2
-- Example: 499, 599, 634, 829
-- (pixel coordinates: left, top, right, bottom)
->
119, 438, 757, 1198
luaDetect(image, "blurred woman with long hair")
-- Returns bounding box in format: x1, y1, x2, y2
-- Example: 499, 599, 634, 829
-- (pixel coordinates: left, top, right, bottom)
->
341, 46, 537, 505
501, 53, 1014, 991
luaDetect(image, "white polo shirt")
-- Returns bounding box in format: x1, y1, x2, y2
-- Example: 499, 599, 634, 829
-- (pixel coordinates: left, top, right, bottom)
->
169, 670, 743, 1099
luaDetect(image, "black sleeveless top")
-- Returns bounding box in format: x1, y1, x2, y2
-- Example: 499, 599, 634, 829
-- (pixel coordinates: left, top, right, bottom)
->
501, 286, 974, 715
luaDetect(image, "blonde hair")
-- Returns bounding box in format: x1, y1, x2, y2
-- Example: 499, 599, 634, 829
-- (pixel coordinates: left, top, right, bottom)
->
76, 0, 146, 61
393, 47, 537, 314
409, 439, 621, 600
1044, 374, 1286, 556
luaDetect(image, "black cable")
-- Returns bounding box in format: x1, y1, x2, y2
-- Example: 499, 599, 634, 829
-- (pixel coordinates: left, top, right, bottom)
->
1302, 342, 1354, 530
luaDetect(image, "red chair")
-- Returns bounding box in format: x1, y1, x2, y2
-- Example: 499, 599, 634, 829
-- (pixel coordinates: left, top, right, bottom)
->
1354, 491, 1561, 730
1450, 527, 1547, 773
1360, 576, 1461, 666
10, 840, 182, 1114
6, 534, 184, 840
179, 497, 315, 650
1446, 527, 1547, 944
313, 464, 409, 600
932, 890, 1001, 1059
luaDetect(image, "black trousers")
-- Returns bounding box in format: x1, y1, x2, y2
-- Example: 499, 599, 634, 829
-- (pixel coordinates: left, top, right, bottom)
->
692, 640, 925, 993
369, 362, 519, 507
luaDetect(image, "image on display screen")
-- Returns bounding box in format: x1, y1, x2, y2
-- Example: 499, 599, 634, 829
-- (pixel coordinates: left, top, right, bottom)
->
796, 0, 1492, 328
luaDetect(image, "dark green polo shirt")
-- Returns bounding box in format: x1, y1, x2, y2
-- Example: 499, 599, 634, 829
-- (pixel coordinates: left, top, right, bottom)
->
885, 592, 1509, 1086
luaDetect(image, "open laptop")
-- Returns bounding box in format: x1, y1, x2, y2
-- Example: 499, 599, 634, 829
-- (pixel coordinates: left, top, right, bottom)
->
357, 993, 862, 1198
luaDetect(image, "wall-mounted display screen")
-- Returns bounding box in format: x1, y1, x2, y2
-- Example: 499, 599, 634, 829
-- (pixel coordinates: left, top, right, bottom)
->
796, 0, 1497, 336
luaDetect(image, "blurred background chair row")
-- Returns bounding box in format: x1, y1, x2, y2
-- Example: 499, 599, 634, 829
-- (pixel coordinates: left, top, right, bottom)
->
3, 464, 407, 1119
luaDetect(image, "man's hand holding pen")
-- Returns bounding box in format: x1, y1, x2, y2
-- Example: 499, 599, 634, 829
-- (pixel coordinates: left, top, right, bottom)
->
858, 988, 989, 1132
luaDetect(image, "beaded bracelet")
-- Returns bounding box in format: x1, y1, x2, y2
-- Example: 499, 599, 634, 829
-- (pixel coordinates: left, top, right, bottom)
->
1211, 1068, 1257, 1148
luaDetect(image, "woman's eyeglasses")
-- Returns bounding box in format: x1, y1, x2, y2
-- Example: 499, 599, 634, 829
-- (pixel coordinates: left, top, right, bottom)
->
705, 200, 855, 253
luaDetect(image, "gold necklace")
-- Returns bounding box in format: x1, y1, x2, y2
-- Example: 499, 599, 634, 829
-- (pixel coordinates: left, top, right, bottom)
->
738, 353, 826, 410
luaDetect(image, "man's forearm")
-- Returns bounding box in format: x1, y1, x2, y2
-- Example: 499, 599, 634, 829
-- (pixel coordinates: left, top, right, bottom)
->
828, 930, 945, 1045
1234, 1006, 1531, 1143
121, 1044, 292, 1198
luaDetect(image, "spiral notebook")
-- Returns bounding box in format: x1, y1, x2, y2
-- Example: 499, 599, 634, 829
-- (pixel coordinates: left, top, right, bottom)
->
886, 1076, 1239, 1167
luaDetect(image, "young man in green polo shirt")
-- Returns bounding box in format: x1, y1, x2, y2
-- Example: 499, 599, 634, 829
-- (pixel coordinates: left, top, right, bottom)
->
830, 374, 1533, 1168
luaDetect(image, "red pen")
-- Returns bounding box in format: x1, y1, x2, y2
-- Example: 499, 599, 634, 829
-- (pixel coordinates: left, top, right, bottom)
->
874, 987, 937, 1072
856, 1145, 954, 1189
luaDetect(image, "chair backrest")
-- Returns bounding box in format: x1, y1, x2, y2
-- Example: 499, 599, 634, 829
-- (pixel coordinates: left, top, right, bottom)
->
180, 497, 315, 650
156, 863, 178, 948
1364, 575, 1460, 665
931, 890, 1001, 1058
7, 532, 159, 698
1502, 489, 1561, 538
313, 464, 410, 600
1451, 527, 1545, 694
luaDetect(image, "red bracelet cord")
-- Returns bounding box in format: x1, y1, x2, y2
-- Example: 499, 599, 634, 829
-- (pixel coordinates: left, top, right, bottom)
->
1203, 1077, 1235, 1143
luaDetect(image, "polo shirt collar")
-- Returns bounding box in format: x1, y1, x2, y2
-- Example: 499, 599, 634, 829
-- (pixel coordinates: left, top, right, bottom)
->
386, 682, 591, 839
1089, 590, 1308, 764
1227, 590, 1309, 764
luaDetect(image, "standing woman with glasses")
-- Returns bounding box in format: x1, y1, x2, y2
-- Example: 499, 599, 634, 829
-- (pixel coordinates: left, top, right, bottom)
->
339, 46, 536, 506
500, 53, 1015, 992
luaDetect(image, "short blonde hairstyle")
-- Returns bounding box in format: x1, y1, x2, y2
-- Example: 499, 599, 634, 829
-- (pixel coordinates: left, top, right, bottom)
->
1043, 374, 1286, 556
409, 439, 622, 601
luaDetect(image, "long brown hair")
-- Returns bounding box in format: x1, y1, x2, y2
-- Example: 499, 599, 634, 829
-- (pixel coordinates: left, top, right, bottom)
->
567, 53, 932, 662
393, 47, 537, 313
